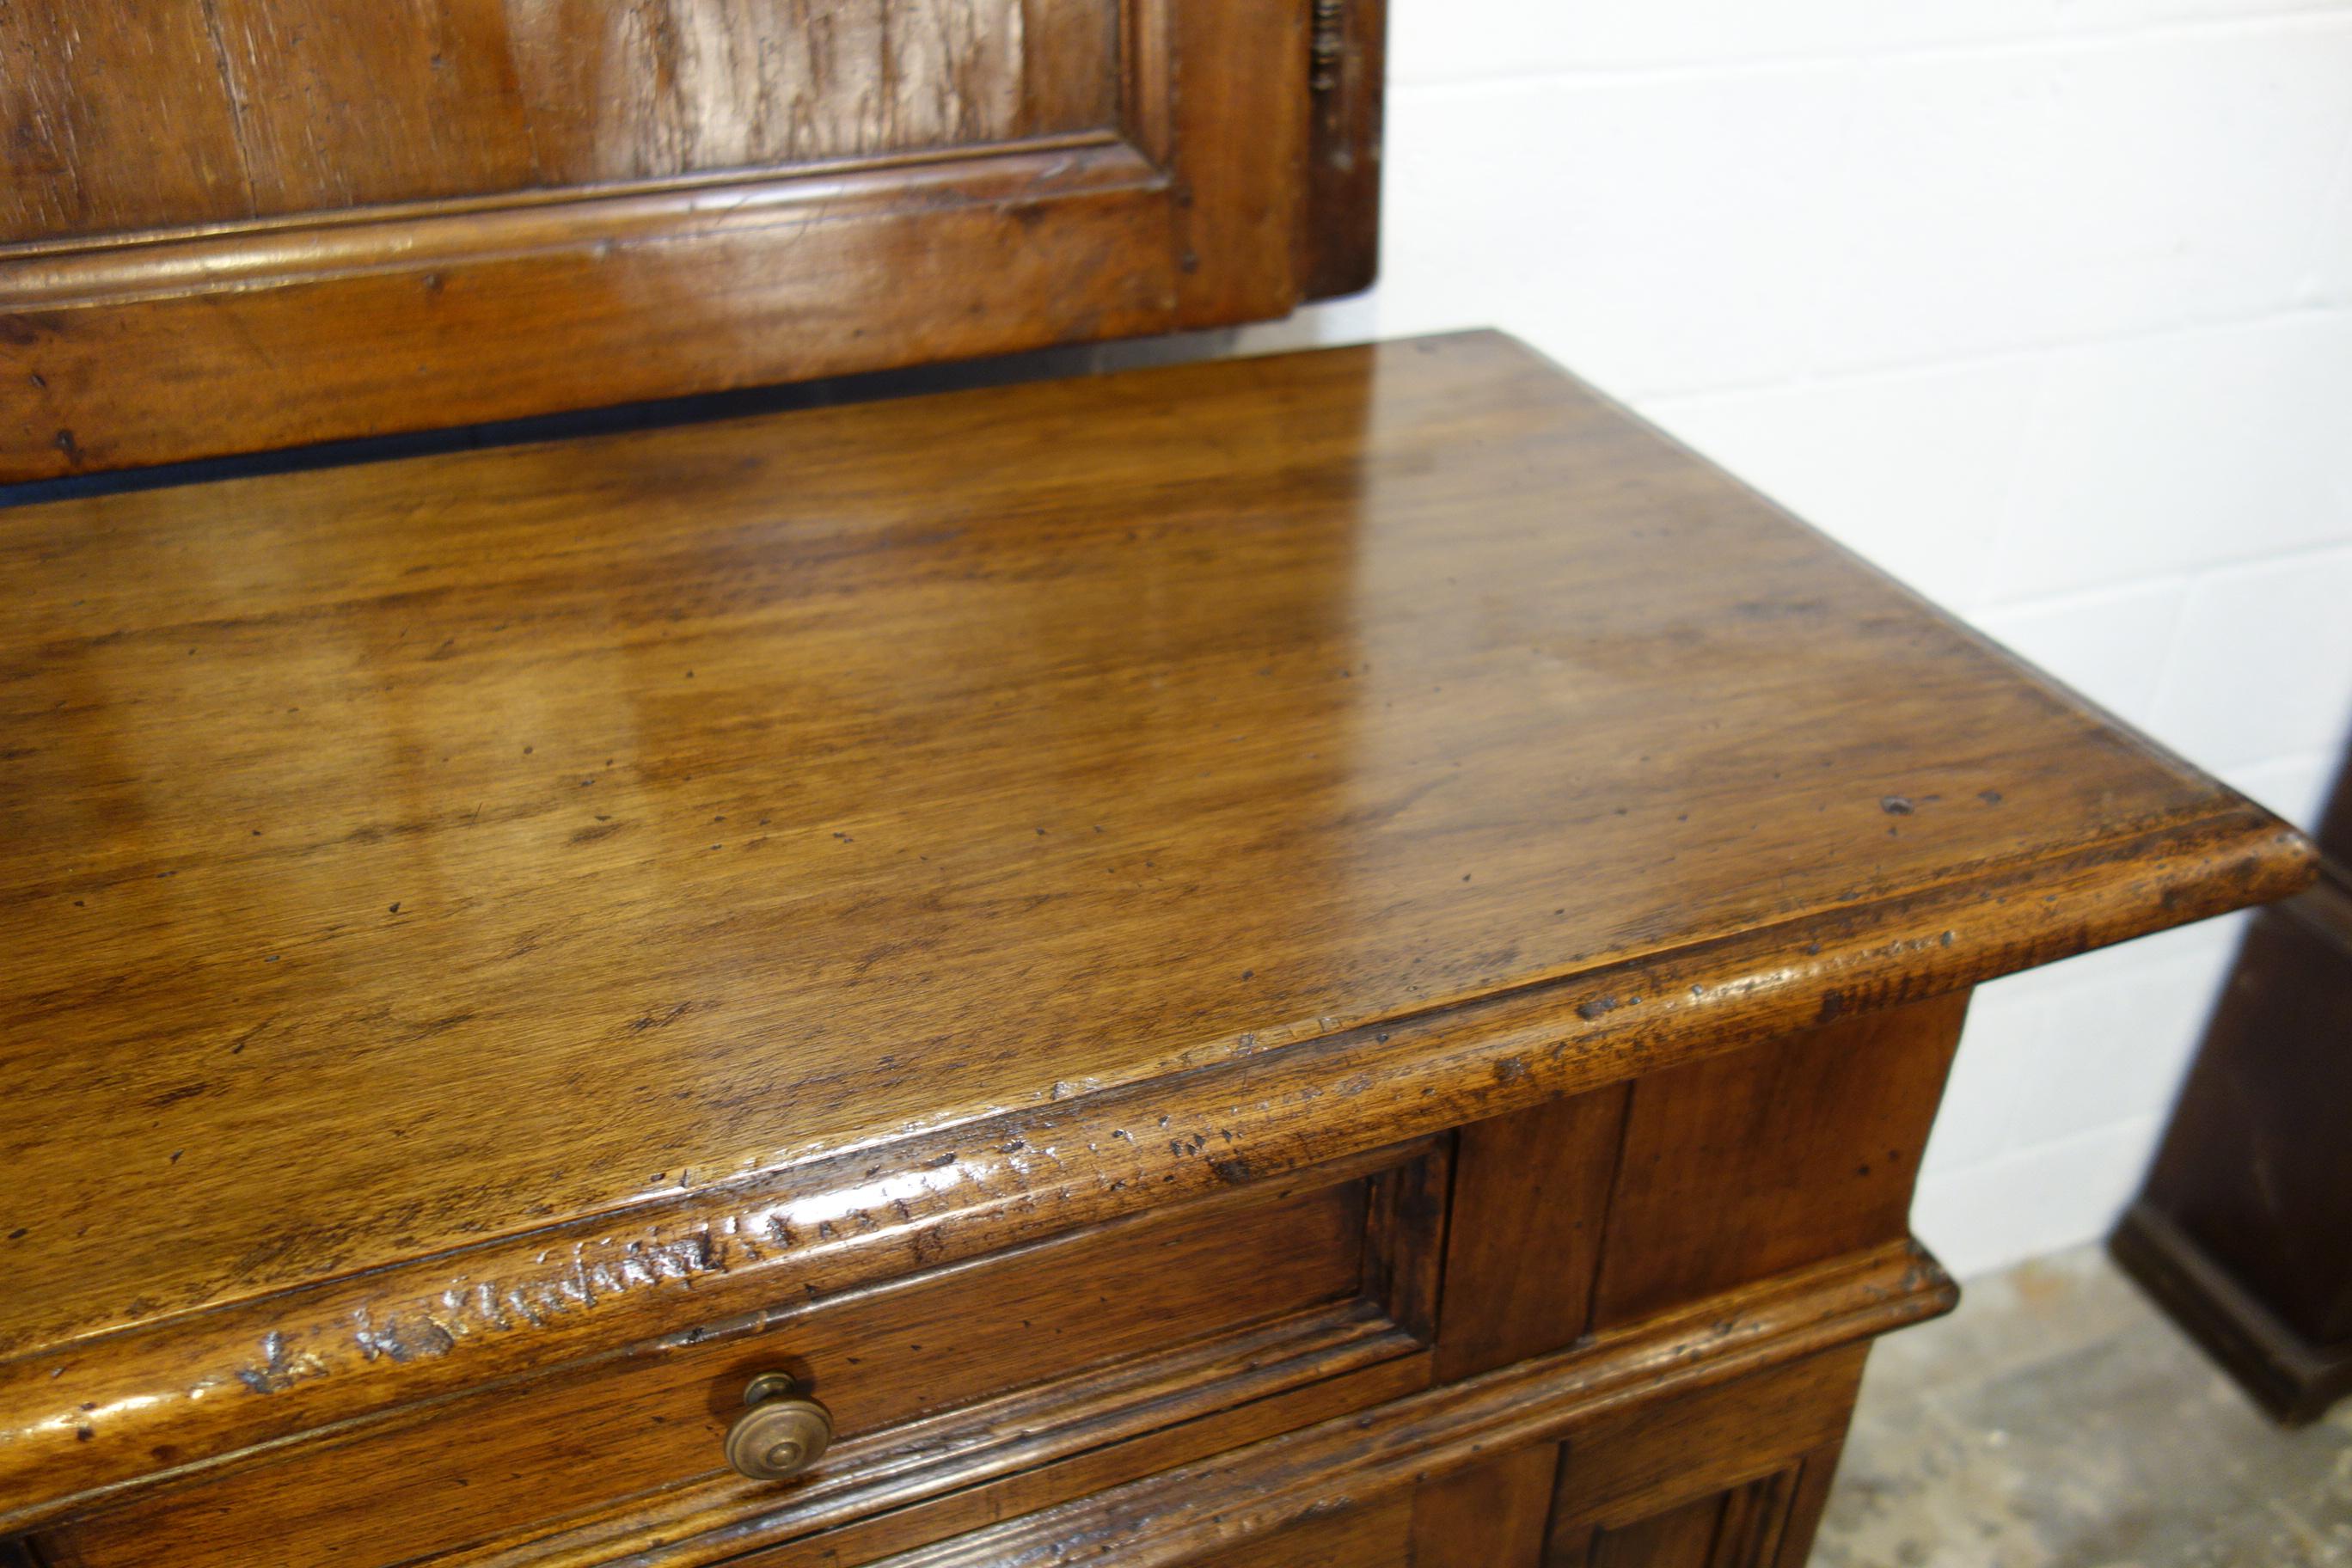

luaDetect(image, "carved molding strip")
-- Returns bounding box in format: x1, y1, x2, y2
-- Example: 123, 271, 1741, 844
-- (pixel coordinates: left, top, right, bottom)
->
867, 1240, 1956, 1568
0, 137, 1155, 312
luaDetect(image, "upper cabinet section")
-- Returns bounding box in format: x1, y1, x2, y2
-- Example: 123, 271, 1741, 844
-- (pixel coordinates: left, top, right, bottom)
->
0, 0, 1385, 478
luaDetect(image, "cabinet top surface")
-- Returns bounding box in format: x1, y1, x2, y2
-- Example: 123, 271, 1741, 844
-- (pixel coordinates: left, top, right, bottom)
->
0, 333, 2301, 1386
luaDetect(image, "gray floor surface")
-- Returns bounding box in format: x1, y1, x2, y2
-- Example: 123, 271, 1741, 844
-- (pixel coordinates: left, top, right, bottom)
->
1814, 1244, 2352, 1567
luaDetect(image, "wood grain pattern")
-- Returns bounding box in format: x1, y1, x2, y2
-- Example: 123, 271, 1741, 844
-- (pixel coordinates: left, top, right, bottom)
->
1210, 1492, 1414, 1568
1544, 1369, 1860, 1567
0, 5, 249, 242
0, 334, 2309, 1524
1363, 1138, 1455, 1345
1763, 1442, 1848, 1568
1589, 995, 1967, 1329
1166, 0, 1307, 330
1410, 1443, 1562, 1568
1712, 1473, 1804, 1568
1554, 1494, 1724, 1568
1436, 1085, 1630, 1381
1547, 1347, 1869, 1534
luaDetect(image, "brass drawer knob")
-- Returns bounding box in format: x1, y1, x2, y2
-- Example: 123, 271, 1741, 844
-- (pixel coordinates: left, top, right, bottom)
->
725, 1372, 834, 1480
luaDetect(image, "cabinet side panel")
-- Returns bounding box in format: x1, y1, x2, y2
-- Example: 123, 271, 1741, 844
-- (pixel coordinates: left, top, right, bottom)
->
1589, 995, 1966, 1330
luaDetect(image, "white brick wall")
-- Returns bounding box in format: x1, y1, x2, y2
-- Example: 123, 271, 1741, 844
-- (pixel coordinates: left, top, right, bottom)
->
1224, 0, 2352, 1278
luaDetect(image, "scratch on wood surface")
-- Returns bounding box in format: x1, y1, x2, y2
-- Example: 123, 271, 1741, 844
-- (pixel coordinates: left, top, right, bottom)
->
194, 0, 264, 220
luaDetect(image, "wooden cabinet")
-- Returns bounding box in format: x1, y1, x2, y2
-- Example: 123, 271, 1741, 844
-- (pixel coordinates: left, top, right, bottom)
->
0, 7, 2310, 1565
0, 334, 2308, 1566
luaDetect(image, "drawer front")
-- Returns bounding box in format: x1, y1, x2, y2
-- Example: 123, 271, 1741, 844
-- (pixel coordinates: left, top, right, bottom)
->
40, 1143, 1444, 1568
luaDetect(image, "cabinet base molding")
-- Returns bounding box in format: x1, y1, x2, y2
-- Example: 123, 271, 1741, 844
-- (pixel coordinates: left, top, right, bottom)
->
856, 1240, 1953, 1568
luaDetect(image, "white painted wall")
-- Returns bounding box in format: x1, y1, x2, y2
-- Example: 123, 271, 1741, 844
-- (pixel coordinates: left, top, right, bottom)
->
1230, 0, 2352, 1277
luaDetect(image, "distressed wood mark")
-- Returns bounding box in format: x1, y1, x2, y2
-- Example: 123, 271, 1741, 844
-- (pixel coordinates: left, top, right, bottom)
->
1309, 0, 1345, 92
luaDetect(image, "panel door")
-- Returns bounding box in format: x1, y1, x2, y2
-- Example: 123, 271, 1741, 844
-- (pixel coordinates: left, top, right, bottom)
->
0, 0, 1384, 477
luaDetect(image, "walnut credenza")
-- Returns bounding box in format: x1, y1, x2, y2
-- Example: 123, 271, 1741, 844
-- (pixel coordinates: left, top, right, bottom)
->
0, 334, 2308, 1566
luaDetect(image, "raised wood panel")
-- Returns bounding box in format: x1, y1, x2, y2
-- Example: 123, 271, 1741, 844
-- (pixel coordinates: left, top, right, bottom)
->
4, 155, 1178, 478
0, 7, 250, 243
173, 0, 542, 224
0, 0, 1115, 242
1544, 1355, 1861, 1567
1546, 1446, 1842, 1568
0, 0, 1354, 477
1558, 1493, 1725, 1568
1589, 994, 1968, 1331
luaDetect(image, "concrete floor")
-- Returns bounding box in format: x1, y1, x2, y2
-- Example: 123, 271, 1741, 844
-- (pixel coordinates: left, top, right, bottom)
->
1814, 1245, 2352, 1567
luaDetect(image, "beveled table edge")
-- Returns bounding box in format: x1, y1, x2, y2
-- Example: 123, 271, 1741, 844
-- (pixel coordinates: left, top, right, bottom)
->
0, 800, 2312, 1528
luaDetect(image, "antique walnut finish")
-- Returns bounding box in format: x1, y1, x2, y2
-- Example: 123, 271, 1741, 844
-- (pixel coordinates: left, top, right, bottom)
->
0, 0, 1381, 479
0, 332, 2312, 1565
0, 5, 2316, 1563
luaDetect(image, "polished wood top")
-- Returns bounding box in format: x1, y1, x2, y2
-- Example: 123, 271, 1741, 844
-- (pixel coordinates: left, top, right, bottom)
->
0, 332, 2308, 1519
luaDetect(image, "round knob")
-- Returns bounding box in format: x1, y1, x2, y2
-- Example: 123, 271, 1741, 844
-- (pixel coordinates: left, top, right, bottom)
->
724, 1372, 834, 1480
